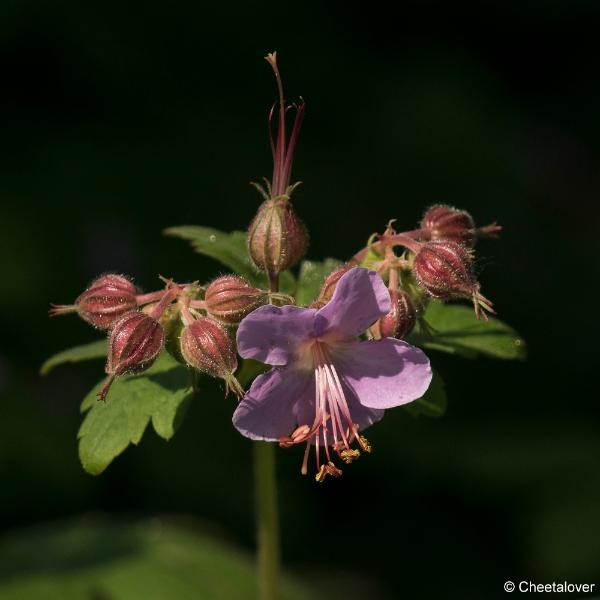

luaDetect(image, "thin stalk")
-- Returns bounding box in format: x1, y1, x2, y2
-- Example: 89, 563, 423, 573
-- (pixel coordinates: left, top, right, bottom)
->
253, 271, 282, 600
254, 442, 280, 600
135, 290, 167, 306
351, 232, 422, 265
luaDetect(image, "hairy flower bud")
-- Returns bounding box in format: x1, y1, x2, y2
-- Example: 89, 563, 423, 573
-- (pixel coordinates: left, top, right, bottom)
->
372, 289, 416, 339
180, 317, 243, 397
99, 311, 165, 401
204, 275, 268, 324
413, 240, 494, 319
247, 197, 308, 279
50, 274, 138, 329
421, 205, 475, 247
318, 264, 354, 303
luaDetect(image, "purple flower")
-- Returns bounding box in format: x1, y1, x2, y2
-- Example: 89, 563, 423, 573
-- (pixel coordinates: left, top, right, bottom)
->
233, 267, 432, 481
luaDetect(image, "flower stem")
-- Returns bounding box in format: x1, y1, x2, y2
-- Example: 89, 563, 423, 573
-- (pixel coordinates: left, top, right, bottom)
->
254, 441, 280, 600
252, 271, 282, 600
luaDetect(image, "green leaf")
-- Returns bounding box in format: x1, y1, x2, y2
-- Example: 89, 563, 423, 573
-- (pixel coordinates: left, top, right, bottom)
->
411, 301, 527, 360
0, 517, 314, 600
78, 352, 193, 475
40, 339, 107, 376
295, 258, 342, 305
164, 225, 296, 293
404, 369, 447, 418
165, 225, 255, 279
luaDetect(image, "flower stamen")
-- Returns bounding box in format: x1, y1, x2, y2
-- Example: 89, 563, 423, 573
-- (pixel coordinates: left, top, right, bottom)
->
280, 340, 373, 479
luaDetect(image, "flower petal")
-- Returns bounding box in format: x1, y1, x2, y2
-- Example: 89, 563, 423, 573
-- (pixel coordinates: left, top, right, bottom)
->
334, 338, 432, 409
345, 394, 386, 430
236, 304, 317, 366
232, 365, 313, 441
314, 268, 390, 339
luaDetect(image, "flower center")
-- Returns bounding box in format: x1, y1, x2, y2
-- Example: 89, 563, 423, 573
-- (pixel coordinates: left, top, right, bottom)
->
279, 340, 371, 482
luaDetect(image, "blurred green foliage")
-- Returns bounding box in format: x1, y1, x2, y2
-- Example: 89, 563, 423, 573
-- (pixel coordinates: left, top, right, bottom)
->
0, 517, 311, 600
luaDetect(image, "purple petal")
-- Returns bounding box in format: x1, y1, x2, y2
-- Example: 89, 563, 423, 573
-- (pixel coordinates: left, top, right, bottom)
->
344, 393, 386, 430
236, 304, 317, 366
334, 338, 432, 409
314, 268, 390, 339
232, 365, 313, 441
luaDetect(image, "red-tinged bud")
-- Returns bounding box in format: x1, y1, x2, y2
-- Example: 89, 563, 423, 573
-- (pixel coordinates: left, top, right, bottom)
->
98, 311, 165, 401
50, 274, 137, 330
247, 197, 308, 280
413, 240, 495, 319
247, 52, 309, 283
318, 264, 354, 303
372, 289, 416, 339
204, 275, 268, 325
421, 205, 476, 247
180, 317, 243, 398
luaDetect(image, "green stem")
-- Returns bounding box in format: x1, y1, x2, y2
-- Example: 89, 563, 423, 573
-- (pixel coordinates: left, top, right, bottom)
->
254, 441, 280, 600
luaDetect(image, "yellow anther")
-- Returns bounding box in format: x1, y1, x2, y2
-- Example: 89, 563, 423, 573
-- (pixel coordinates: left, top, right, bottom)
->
325, 462, 342, 477
315, 465, 327, 482
339, 448, 360, 464
359, 435, 372, 453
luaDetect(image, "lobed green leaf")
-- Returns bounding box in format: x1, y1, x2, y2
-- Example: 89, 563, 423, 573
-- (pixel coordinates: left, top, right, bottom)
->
165, 226, 255, 279
40, 339, 107, 376
411, 301, 527, 360
164, 225, 296, 293
78, 352, 193, 475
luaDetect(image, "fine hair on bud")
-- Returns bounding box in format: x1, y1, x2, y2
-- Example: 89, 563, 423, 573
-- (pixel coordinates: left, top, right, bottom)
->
50, 273, 138, 330
318, 264, 354, 303
99, 311, 165, 401
247, 197, 308, 279
204, 275, 268, 325
373, 289, 416, 340
413, 240, 494, 319
180, 316, 244, 398
421, 205, 476, 247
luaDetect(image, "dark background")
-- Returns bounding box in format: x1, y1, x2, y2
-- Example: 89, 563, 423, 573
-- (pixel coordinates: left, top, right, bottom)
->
0, 1, 598, 598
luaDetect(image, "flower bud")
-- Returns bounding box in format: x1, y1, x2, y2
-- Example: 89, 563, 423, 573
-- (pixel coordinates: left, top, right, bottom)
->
99, 311, 165, 401
247, 198, 308, 279
180, 317, 243, 397
413, 240, 494, 319
318, 264, 354, 303
50, 274, 138, 330
421, 205, 475, 247
204, 275, 268, 324
373, 289, 416, 339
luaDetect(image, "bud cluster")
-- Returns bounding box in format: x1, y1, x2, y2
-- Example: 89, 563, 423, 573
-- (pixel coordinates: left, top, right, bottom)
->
50, 272, 278, 401
349, 207, 501, 324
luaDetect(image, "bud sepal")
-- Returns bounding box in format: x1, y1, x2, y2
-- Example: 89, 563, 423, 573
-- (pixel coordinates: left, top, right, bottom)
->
50, 274, 138, 330
204, 275, 269, 325
99, 311, 165, 401
180, 313, 244, 398
413, 240, 494, 319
